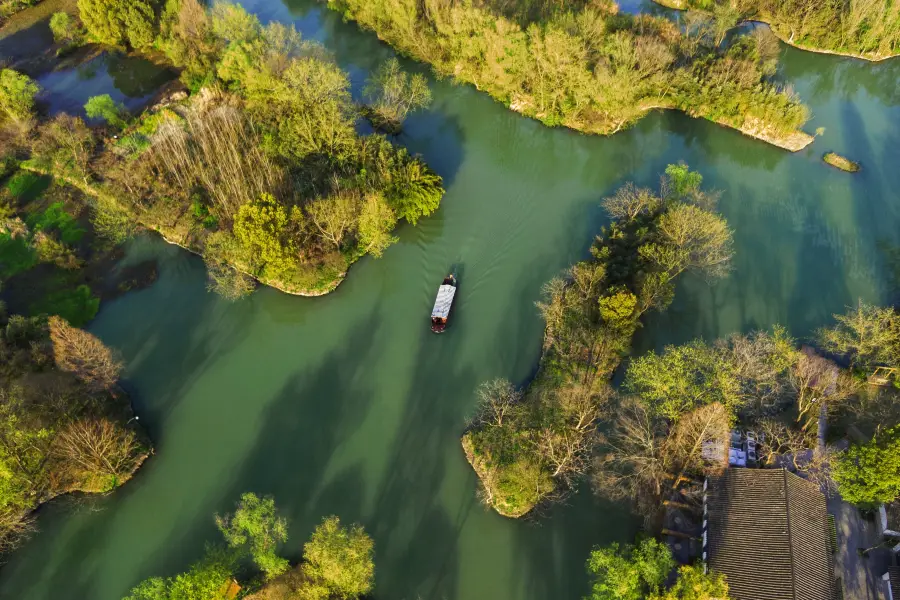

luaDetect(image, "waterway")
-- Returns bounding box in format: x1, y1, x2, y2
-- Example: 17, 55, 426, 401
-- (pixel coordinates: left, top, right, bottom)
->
1, 1, 899, 599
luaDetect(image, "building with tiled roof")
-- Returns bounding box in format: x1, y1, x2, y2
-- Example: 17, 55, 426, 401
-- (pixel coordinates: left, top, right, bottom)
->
703, 468, 835, 600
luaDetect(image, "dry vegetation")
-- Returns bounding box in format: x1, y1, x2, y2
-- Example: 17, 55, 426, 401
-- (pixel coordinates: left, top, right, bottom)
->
0, 314, 146, 553
823, 152, 861, 173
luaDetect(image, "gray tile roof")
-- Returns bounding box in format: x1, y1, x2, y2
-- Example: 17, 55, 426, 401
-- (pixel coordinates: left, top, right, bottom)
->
889, 566, 900, 600
706, 468, 835, 600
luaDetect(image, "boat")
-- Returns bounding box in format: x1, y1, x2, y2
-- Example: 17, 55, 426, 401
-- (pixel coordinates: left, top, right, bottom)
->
431, 273, 457, 333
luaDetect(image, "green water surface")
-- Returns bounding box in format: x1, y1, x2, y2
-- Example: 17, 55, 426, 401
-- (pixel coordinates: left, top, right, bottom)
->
1, 1, 899, 599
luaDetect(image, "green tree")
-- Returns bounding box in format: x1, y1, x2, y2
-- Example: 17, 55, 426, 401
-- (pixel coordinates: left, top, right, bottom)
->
357, 193, 397, 258
586, 538, 674, 600
84, 94, 128, 128
363, 57, 432, 130
664, 163, 703, 200
651, 564, 729, 600
215, 492, 289, 579
301, 515, 375, 600
833, 426, 900, 508
232, 194, 298, 281
386, 157, 443, 225
49, 11, 80, 44
77, 0, 157, 49
0, 69, 39, 124
817, 301, 900, 370
122, 546, 236, 600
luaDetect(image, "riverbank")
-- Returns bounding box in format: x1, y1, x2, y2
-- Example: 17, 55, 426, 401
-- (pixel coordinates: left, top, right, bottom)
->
3, 1, 444, 300
325, 0, 813, 152
651, 0, 899, 62
461, 165, 735, 518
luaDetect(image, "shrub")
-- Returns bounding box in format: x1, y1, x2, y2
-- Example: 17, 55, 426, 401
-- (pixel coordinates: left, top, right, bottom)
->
84, 94, 128, 128
0, 232, 36, 279
0, 69, 39, 124
4, 171, 49, 201
49, 11, 80, 44
30, 284, 100, 327
27, 202, 84, 245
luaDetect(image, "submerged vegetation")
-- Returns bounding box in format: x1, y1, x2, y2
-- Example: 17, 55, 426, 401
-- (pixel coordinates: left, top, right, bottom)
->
654, 0, 900, 60
326, 0, 812, 150
0, 313, 147, 553
462, 164, 734, 517
124, 493, 375, 600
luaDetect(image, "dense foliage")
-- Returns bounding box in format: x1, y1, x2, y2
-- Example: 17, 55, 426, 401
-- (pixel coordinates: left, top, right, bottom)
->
77, 0, 159, 49
658, 0, 900, 59
125, 497, 375, 600
216, 492, 290, 579
462, 165, 734, 517
0, 69, 40, 126
298, 515, 376, 600
64, 0, 445, 296
0, 313, 145, 553
585, 538, 728, 600
326, 0, 810, 145
833, 426, 900, 508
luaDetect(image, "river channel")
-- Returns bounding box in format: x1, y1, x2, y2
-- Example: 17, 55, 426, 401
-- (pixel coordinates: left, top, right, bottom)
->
1, 1, 899, 598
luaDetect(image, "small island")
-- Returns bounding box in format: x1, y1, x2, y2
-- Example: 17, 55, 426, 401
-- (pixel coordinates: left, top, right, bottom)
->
823, 152, 861, 173
462, 164, 735, 517
327, 0, 813, 152
651, 0, 900, 61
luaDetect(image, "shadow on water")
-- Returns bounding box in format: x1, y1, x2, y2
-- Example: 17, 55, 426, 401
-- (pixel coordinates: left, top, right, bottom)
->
93, 301, 383, 597
37, 52, 177, 119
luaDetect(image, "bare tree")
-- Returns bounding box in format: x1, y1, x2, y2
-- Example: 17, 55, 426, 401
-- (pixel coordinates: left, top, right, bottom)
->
48, 316, 122, 392
593, 397, 667, 506
601, 182, 661, 222
756, 418, 812, 468
150, 105, 284, 221
32, 114, 96, 184
469, 379, 523, 428
666, 402, 730, 486
304, 190, 361, 250
557, 382, 612, 433
790, 347, 858, 428
0, 507, 35, 554
536, 425, 593, 483
53, 419, 141, 479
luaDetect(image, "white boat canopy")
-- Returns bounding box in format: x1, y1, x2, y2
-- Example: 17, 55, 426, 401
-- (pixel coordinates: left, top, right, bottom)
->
431, 285, 456, 319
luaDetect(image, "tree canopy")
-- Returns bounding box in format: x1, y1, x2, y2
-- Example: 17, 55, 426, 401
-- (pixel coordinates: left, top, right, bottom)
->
328, 0, 810, 145
585, 539, 728, 600
300, 515, 376, 600
84, 94, 128, 128
0, 69, 39, 124
216, 492, 289, 579
833, 426, 900, 508
77, 0, 158, 49
464, 165, 734, 517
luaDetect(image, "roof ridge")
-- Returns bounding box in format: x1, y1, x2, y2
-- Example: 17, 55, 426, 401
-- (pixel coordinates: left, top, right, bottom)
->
783, 468, 798, 600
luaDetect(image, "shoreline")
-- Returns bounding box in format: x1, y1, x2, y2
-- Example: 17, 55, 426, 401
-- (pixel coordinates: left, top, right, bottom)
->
650, 0, 898, 62
20, 161, 349, 299
368, 29, 815, 153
